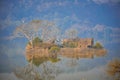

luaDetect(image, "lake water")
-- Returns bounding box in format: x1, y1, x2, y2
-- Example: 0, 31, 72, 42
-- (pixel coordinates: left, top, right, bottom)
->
0, 47, 120, 80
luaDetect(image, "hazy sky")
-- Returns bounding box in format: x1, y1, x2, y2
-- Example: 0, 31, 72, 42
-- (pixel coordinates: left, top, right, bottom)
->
0, 0, 120, 59
0, 0, 120, 42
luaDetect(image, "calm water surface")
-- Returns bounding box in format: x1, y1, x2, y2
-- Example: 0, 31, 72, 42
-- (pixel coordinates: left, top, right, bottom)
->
0, 47, 120, 80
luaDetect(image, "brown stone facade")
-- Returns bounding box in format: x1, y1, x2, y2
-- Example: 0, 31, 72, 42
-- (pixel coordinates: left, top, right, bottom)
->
77, 38, 94, 48
62, 38, 94, 49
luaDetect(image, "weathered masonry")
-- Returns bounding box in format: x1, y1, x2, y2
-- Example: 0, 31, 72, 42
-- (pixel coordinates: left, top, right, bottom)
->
62, 38, 94, 49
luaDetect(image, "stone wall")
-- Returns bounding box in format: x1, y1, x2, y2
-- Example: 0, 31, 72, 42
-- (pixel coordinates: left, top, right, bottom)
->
62, 38, 94, 49
77, 38, 93, 48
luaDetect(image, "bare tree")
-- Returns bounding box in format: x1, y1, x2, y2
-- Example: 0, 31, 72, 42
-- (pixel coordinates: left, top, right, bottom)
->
65, 28, 78, 39
13, 24, 35, 48
13, 20, 60, 48
40, 21, 54, 42
48, 25, 61, 43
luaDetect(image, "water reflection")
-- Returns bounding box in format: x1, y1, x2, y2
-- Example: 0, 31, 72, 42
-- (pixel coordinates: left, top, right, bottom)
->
27, 57, 60, 67
14, 63, 41, 80
26, 48, 107, 60
60, 48, 107, 59
14, 48, 107, 80
14, 61, 61, 80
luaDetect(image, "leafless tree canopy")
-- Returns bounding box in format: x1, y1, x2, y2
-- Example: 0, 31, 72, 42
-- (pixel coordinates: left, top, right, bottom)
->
13, 20, 61, 47
65, 28, 78, 39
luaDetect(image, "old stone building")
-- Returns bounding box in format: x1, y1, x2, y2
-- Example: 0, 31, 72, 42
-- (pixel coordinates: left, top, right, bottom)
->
62, 38, 94, 49
77, 38, 94, 49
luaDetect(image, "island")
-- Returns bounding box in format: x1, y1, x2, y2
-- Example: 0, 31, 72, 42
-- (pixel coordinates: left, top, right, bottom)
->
26, 37, 107, 62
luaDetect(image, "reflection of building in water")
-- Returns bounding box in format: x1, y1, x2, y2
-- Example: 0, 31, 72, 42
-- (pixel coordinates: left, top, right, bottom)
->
26, 48, 107, 63
59, 48, 107, 59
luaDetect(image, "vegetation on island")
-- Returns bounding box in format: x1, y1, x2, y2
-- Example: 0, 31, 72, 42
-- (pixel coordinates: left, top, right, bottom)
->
93, 42, 103, 49
32, 37, 43, 46
63, 41, 78, 48
30, 37, 60, 53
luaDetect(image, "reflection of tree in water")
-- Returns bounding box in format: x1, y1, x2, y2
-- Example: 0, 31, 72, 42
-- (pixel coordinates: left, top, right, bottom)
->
29, 57, 48, 67
14, 63, 41, 80
27, 55, 61, 67
14, 60, 61, 80
67, 54, 78, 67
67, 58, 78, 67
40, 62, 61, 80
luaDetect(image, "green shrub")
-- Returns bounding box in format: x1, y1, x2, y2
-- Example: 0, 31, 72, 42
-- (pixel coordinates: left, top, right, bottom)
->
63, 42, 77, 48
49, 46, 60, 53
93, 42, 103, 49
32, 37, 43, 46
69, 42, 77, 48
